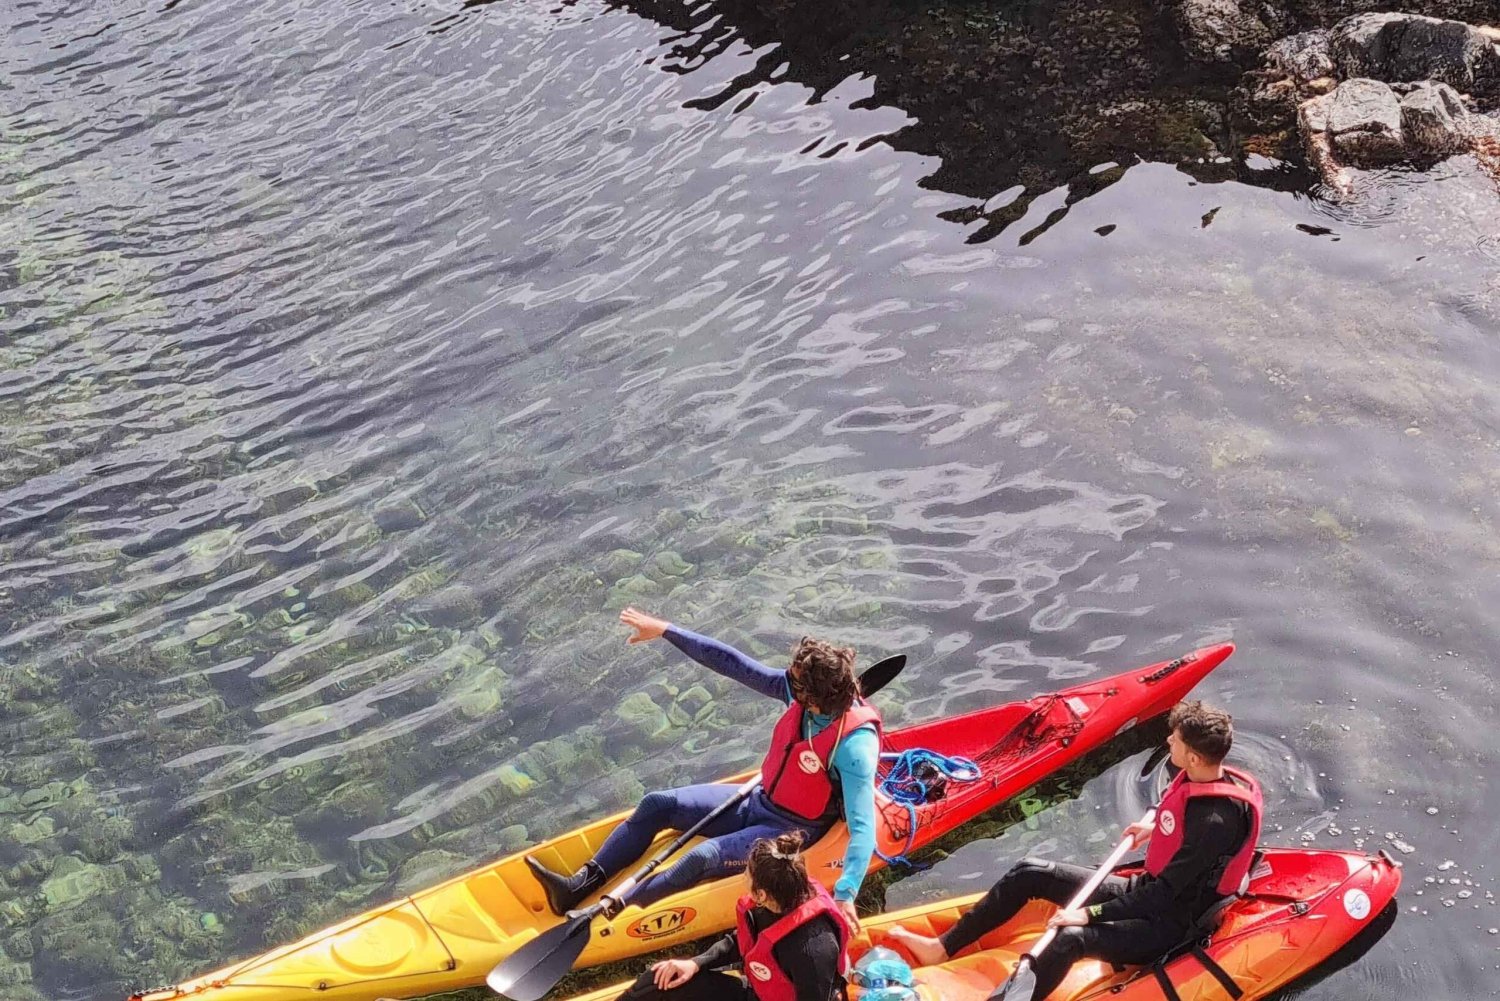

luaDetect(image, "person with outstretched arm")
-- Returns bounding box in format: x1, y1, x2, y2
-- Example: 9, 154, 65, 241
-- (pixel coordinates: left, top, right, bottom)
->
524, 607, 881, 929
888, 701, 1263, 1000
619, 832, 850, 1001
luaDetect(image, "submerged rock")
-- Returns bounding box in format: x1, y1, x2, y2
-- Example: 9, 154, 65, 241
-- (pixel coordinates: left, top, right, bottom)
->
614, 691, 672, 743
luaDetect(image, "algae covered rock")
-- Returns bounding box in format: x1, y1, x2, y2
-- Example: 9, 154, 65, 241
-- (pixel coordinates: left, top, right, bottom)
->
648, 550, 694, 581
597, 548, 645, 580
613, 692, 672, 743
605, 573, 666, 609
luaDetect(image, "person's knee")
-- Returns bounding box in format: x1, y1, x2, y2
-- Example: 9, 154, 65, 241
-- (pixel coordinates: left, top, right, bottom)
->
999, 856, 1056, 895
1050, 925, 1089, 963
668, 841, 722, 885
631, 790, 676, 824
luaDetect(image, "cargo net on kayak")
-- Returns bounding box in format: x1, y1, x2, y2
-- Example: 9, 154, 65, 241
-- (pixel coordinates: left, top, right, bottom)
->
875, 694, 1088, 864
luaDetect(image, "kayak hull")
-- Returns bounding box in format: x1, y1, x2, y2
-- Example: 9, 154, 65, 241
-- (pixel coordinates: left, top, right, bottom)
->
569, 846, 1402, 1001
131, 643, 1231, 1001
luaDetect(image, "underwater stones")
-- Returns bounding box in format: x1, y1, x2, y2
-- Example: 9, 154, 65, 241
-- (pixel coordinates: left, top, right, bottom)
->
3, 929, 32, 960
597, 548, 644, 580
453, 683, 502, 720
411, 584, 481, 628
394, 848, 469, 893
605, 573, 666, 610
493, 764, 536, 797
614, 692, 672, 744
647, 550, 694, 581
495, 823, 529, 853
8, 817, 54, 848
40, 861, 119, 911
0, 958, 32, 987
372, 500, 426, 533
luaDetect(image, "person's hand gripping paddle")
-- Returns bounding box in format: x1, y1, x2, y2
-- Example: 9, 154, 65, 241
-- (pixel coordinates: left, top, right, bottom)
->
986, 809, 1156, 1001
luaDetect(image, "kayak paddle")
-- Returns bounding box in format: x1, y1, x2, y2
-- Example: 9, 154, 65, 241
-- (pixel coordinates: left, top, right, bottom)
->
986, 808, 1156, 1001
487, 653, 908, 1001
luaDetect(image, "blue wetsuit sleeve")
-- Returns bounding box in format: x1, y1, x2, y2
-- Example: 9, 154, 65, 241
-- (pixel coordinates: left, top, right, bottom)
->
831, 725, 880, 901
664, 625, 789, 703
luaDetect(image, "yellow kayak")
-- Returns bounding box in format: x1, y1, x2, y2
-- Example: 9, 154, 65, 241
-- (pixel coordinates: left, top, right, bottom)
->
129, 644, 1230, 1001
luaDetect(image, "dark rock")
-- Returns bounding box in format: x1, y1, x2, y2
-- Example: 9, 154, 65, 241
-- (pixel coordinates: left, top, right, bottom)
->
1267, 29, 1334, 83
1330, 13, 1500, 92
1177, 0, 1275, 64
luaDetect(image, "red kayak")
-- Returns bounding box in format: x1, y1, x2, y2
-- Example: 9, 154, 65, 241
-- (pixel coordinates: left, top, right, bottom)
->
130, 643, 1232, 1001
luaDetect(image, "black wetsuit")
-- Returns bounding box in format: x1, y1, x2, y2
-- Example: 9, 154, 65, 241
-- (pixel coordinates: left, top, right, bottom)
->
619, 905, 845, 1001
941, 781, 1251, 1001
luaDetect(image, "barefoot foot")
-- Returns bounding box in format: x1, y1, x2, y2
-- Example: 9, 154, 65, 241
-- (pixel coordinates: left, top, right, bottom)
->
888, 925, 950, 967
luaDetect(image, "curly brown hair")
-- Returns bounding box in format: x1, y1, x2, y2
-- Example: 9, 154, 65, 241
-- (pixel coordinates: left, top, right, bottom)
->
747, 831, 814, 912
1168, 700, 1233, 764
788, 636, 858, 716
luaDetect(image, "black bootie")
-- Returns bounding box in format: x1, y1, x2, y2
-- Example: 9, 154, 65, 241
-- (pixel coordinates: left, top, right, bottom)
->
524, 856, 606, 916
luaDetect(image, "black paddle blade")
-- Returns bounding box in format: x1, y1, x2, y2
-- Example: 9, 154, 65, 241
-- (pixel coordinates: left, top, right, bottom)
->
986, 956, 1037, 1001
858, 654, 906, 698
486, 910, 593, 1001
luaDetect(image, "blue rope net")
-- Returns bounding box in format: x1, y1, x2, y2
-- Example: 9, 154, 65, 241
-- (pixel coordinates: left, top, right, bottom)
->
875, 748, 982, 868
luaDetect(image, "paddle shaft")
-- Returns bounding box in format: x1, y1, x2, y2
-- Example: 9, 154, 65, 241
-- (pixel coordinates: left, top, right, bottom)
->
1021, 808, 1156, 964
601, 774, 762, 911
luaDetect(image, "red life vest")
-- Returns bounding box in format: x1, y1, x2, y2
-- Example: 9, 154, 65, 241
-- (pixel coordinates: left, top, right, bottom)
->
735, 881, 850, 1001
761, 699, 882, 823
1145, 765, 1264, 896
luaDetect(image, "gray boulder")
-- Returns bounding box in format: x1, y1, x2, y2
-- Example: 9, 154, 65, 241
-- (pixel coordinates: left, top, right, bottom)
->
1330, 13, 1500, 92
1324, 78, 1407, 163
1400, 82, 1471, 154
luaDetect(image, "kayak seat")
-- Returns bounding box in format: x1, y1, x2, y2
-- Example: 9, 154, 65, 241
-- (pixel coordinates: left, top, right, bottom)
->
1138, 882, 1252, 1001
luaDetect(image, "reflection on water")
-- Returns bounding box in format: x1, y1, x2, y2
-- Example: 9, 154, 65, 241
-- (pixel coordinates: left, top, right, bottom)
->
2, 0, 1499, 998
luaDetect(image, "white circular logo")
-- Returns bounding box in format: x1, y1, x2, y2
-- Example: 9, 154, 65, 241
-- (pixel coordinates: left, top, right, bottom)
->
749, 962, 773, 981
798, 750, 822, 774
1343, 888, 1371, 920
1158, 810, 1177, 836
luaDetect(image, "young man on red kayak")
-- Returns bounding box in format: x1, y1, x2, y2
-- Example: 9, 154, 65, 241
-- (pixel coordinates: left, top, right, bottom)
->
889, 701, 1262, 998
525, 607, 880, 929
619, 832, 851, 1001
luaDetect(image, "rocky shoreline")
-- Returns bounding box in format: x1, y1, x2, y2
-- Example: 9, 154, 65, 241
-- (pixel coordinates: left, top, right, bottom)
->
606, 0, 1500, 227
1235, 12, 1500, 194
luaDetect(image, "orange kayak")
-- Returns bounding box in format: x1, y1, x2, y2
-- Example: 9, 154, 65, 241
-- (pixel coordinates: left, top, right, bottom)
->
568, 845, 1401, 1001
130, 644, 1231, 1001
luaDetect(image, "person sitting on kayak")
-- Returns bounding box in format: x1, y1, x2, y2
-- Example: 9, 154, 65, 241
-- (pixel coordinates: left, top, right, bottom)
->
888, 700, 1262, 998
525, 606, 880, 928
619, 832, 851, 1001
